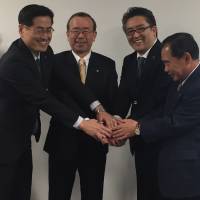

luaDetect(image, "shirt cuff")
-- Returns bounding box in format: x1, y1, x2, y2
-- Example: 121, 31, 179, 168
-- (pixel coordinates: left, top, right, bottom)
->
73, 116, 90, 130
113, 115, 122, 119
73, 116, 83, 129
90, 100, 101, 111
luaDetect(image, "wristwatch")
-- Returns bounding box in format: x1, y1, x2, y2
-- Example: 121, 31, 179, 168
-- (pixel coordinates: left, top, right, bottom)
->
95, 105, 105, 114
135, 122, 140, 136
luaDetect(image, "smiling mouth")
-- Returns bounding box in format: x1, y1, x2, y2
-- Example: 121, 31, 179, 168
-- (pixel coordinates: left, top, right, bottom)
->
37, 39, 49, 45
134, 39, 143, 44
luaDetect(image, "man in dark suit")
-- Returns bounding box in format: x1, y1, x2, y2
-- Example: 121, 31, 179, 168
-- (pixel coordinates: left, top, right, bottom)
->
114, 32, 200, 200
0, 5, 111, 200
44, 12, 118, 200
112, 7, 171, 200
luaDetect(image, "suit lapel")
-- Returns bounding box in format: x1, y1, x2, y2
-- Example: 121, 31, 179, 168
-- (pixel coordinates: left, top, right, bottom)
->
140, 41, 161, 82
40, 54, 48, 86
86, 53, 102, 86
17, 39, 46, 82
165, 82, 183, 114
68, 51, 80, 76
165, 65, 200, 114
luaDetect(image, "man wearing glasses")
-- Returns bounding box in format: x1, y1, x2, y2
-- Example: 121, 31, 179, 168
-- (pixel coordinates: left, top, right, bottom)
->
0, 5, 112, 200
112, 7, 171, 200
44, 12, 118, 200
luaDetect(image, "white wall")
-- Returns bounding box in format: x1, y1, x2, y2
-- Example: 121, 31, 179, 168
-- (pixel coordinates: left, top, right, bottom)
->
1, 0, 200, 199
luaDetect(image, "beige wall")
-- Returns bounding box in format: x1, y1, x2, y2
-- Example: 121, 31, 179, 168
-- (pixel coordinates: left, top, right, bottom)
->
0, 0, 200, 199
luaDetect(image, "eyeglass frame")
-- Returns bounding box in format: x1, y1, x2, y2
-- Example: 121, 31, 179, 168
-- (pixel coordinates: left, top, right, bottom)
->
125, 25, 152, 37
25, 25, 55, 35
68, 29, 95, 37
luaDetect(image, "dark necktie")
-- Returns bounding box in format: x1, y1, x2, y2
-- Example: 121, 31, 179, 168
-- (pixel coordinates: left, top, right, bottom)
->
33, 58, 41, 142
35, 58, 41, 73
137, 57, 146, 78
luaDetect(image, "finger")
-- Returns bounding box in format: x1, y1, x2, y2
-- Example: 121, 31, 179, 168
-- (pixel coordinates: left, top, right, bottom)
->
116, 118, 124, 124
112, 131, 126, 138
99, 125, 112, 138
110, 118, 118, 129
96, 112, 103, 122
107, 138, 117, 146
103, 117, 114, 129
112, 128, 124, 135
104, 120, 112, 129
101, 137, 109, 144
96, 133, 109, 144
112, 139, 120, 146
112, 125, 122, 132
114, 135, 127, 141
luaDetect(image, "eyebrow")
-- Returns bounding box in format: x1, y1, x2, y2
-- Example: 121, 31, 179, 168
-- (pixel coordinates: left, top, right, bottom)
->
126, 24, 149, 29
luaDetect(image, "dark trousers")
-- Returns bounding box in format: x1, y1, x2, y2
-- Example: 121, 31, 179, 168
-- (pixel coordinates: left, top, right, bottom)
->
48, 152, 106, 200
134, 144, 161, 200
0, 148, 32, 200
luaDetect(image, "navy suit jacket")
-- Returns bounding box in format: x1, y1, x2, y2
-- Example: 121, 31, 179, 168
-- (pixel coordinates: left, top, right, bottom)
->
141, 65, 200, 198
114, 40, 171, 152
0, 39, 96, 163
44, 51, 118, 159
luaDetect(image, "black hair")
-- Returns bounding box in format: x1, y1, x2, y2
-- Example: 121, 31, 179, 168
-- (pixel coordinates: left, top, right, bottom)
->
162, 32, 199, 59
122, 7, 156, 32
18, 4, 54, 26
67, 12, 96, 31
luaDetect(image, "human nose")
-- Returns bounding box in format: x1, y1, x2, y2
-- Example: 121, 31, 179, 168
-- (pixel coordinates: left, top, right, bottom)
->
41, 32, 51, 39
132, 31, 141, 37
77, 31, 85, 37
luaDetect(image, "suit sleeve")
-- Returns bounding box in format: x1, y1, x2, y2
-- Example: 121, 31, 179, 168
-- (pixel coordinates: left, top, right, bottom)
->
140, 88, 200, 143
0, 58, 79, 128
101, 60, 118, 114
114, 57, 133, 117
49, 73, 88, 118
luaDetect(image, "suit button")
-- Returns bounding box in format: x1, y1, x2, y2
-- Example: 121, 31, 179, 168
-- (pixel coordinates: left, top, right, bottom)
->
133, 100, 138, 105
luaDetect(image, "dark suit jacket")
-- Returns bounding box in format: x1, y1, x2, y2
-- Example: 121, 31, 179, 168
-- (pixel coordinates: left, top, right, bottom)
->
44, 51, 118, 160
114, 40, 171, 153
141, 65, 200, 198
0, 39, 96, 163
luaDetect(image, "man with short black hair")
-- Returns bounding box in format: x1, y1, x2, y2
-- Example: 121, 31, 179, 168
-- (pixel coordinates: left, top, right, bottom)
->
119, 32, 200, 200
0, 5, 111, 200
44, 12, 118, 200
112, 7, 171, 200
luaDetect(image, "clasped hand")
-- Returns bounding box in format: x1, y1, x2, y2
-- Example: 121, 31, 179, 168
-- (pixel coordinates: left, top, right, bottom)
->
79, 111, 139, 145
96, 112, 139, 145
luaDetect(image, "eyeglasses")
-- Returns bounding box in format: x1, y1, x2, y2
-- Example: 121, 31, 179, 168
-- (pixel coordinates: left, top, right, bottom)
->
26, 26, 54, 35
126, 26, 152, 37
69, 29, 94, 37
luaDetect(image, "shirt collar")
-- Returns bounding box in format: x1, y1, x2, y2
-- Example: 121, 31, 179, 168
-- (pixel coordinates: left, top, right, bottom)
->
137, 39, 157, 59
181, 61, 200, 86
72, 50, 91, 66
32, 52, 40, 60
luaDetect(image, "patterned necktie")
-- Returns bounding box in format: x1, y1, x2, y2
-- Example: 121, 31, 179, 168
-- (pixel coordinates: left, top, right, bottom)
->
79, 58, 86, 84
137, 57, 146, 78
